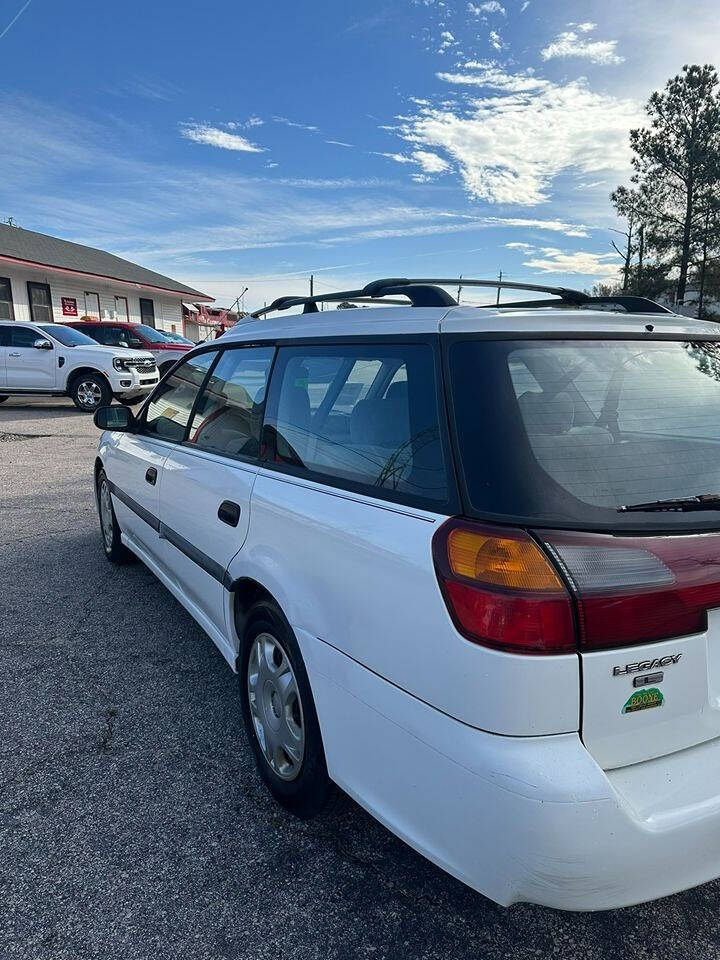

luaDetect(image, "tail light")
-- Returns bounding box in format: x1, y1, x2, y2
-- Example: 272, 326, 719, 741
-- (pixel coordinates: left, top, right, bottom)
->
434, 521, 720, 655
541, 529, 720, 650
432, 519, 575, 654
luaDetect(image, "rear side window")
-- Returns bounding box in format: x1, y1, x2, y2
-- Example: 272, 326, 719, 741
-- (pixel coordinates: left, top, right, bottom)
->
263, 343, 450, 504
187, 346, 274, 459
450, 338, 720, 529
143, 351, 218, 441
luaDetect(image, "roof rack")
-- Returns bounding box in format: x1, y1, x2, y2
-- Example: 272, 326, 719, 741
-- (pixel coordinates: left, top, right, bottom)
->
250, 277, 673, 317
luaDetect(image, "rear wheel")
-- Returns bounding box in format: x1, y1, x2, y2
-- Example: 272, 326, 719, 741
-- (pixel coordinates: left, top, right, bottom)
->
96, 469, 134, 564
239, 601, 340, 819
70, 373, 111, 412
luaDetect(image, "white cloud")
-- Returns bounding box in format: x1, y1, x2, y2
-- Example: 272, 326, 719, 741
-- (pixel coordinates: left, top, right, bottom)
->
396, 68, 639, 204
272, 116, 320, 132
467, 1, 506, 15
573, 22, 597, 33
505, 241, 536, 251
245, 115, 264, 127
180, 123, 265, 153
438, 29, 456, 52
326, 139, 354, 147
520, 1, 530, 10
541, 28, 624, 65
523, 247, 620, 276
412, 149, 451, 173
489, 29, 504, 50
438, 65, 546, 92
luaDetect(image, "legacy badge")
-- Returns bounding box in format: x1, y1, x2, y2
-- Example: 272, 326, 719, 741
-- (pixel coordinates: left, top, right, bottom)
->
613, 654, 682, 677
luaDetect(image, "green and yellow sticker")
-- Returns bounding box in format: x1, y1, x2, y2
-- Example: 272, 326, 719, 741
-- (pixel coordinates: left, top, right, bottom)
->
622, 687, 664, 714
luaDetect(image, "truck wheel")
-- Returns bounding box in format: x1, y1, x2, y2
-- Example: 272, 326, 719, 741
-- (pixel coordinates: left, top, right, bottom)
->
239, 601, 341, 820
70, 373, 112, 412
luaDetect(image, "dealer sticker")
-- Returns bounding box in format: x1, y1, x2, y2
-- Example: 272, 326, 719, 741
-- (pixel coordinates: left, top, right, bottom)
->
622, 687, 664, 714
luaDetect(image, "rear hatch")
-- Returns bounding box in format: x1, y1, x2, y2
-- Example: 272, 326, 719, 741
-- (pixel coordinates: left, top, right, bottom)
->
448, 332, 720, 770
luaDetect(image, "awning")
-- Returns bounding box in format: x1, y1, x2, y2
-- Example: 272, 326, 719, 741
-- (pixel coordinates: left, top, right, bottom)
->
182, 302, 199, 313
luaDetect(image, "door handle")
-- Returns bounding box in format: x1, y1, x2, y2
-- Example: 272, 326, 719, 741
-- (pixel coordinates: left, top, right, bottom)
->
145, 467, 157, 485
218, 500, 241, 527
8, 352, 20, 357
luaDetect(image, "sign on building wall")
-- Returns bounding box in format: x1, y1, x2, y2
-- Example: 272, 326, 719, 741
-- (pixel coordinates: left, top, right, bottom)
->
61, 297, 78, 316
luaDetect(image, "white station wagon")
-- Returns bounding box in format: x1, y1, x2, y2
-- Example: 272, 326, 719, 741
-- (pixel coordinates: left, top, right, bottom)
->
92, 277, 720, 910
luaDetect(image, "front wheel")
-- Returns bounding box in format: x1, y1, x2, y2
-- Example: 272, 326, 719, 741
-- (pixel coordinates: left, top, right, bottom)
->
70, 373, 112, 412
96, 469, 134, 564
239, 602, 340, 819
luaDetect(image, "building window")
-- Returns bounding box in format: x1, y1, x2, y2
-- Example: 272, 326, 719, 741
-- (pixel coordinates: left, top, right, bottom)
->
84, 291, 100, 319
27, 282, 53, 323
139, 297, 155, 328
115, 295, 129, 322
0, 276, 14, 320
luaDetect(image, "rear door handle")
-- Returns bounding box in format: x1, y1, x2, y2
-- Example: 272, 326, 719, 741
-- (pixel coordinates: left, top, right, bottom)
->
8, 352, 20, 357
145, 467, 157, 485
218, 500, 241, 526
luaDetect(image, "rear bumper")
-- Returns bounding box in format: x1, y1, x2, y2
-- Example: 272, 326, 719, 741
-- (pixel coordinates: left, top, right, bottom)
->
298, 629, 720, 911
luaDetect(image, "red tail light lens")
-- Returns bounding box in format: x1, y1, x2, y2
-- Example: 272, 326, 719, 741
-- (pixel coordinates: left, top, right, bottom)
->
540, 529, 720, 650
433, 519, 575, 654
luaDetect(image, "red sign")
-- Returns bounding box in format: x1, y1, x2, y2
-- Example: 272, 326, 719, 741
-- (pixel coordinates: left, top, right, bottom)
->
61, 297, 78, 316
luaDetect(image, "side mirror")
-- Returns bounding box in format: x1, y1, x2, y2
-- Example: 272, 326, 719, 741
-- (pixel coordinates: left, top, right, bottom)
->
33, 338, 53, 350
94, 405, 135, 431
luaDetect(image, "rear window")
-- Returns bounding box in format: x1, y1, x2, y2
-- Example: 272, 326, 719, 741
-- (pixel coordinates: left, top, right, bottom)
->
450, 339, 720, 530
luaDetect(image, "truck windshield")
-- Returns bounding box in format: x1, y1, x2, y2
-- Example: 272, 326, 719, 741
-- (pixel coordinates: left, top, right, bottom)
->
136, 324, 172, 343
39, 324, 96, 347
449, 338, 720, 530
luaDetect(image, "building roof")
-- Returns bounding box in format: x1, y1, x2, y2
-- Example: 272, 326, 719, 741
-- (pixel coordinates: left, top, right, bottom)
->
0, 224, 213, 301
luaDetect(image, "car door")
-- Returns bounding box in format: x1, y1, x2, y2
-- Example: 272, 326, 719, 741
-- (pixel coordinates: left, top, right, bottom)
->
158, 344, 274, 650
5, 325, 57, 389
107, 349, 220, 566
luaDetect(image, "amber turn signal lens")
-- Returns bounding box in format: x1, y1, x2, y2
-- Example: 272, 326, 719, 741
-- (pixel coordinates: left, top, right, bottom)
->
446, 528, 564, 592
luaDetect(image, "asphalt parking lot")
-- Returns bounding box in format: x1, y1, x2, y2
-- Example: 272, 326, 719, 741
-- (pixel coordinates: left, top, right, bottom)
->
2, 397, 720, 960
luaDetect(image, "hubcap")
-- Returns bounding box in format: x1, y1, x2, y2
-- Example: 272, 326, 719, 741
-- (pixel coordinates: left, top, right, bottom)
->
99, 480, 114, 551
77, 380, 102, 408
247, 633, 305, 781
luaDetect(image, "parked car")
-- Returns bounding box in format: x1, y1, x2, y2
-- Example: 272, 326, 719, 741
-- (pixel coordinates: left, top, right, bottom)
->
91, 277, 720, 910
65, 320, 192, 377
0, 320, 158, 411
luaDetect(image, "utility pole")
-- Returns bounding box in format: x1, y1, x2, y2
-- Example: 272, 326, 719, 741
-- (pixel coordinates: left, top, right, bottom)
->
496, 270, 503, 306
456, 275, 463, 303
310, 274, 314, 298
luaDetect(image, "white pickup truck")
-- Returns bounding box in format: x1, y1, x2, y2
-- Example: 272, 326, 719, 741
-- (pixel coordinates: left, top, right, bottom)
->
0, 320, 159, 412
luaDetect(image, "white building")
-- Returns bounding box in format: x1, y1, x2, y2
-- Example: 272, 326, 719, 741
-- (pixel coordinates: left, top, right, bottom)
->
0, 223, 213, 334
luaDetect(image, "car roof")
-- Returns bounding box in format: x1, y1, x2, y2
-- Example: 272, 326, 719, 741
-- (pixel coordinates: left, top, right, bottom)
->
220, 304, 720, 342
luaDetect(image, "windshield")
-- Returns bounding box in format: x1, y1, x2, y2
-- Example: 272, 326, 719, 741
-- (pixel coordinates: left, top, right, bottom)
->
163, 332, 193, 344
39, 324, 96, 347
135, 324, 172, 343
450, 339, 720, 530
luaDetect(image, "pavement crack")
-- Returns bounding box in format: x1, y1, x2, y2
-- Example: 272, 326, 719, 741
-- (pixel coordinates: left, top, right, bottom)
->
98, 706, 118, 754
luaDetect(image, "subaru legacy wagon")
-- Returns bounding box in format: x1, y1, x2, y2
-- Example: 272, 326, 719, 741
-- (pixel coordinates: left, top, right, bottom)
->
92, 277, 720, 910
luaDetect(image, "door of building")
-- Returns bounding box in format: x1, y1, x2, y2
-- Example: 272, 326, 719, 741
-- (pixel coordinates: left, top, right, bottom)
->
139, 298, 156, 328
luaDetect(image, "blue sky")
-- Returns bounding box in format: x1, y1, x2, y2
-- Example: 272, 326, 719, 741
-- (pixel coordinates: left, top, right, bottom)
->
1, 0, 718, 309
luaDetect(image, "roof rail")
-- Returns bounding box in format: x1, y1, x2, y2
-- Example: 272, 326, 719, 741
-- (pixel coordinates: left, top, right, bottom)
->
250, 277, 674, 318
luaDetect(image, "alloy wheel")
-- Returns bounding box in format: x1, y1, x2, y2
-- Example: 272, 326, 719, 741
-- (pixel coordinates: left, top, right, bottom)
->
77, 380, 103, 409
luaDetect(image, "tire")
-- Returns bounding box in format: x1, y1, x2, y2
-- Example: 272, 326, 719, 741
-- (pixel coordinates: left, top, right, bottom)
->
0, 395, 8, 403
96, 469, 134, 564
239, 601, 340, 819
70, 372, 112, 412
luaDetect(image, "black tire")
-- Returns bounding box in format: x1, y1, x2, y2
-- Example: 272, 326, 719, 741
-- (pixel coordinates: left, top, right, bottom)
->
69, 372, 112, 412
239, 601, 340, 819
96, 469, 134, 564
0, 395, 9, 403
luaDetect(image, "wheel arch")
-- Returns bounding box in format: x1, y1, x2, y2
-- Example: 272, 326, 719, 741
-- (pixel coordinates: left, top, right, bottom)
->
65, 365, 111, 393
231, 577, 283, 666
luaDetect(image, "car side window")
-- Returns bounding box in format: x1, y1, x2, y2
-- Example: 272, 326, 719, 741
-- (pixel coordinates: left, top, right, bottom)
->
187, 346, 274, 459
263, 343, 450, 504
142, 351, 218, 442
11, 326, 44, 348
0, 326, 11, 347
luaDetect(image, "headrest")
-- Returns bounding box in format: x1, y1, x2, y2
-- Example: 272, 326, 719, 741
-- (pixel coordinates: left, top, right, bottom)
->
518, 390, 574, 435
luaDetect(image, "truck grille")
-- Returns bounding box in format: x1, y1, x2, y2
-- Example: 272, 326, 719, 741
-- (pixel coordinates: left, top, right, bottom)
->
125, 357, 157, 372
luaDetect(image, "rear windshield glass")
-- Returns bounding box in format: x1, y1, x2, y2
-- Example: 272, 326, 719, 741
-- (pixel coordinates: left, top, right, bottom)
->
450, 339, 720, 530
